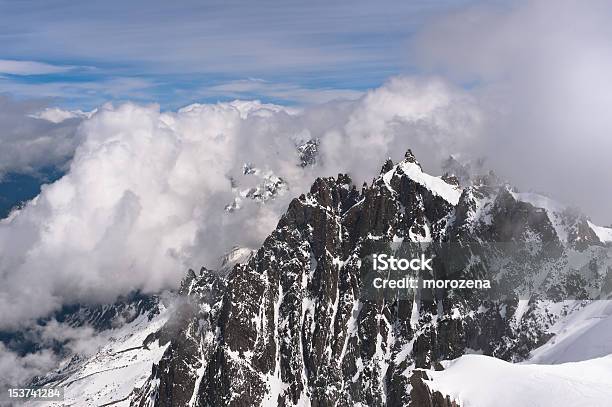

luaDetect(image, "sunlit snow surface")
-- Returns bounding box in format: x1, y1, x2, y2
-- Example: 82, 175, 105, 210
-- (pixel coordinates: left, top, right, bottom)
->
419, 300, 612, 406
425, 353, 612, 407
528, 300, 612, 364
382, 160, 462, 205
27, 307, 169, 407
588, 221, 612, 243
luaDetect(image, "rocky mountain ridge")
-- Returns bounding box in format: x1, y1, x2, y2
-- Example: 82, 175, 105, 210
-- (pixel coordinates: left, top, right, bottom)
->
24, 149, 612, 407
130, 150, 611, 406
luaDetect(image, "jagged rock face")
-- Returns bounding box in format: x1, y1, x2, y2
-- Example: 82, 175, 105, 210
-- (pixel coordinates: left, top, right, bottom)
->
57, 292, 161, 331
135, 151, 611, 407
225, 138, 319, 213
297, 139, 319, 168
226, 170, 287, 212
408, 370, 459, 407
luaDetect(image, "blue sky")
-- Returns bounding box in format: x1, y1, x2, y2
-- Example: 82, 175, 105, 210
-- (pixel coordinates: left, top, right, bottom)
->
0, 0, 475, 109
2, 0, 611, 224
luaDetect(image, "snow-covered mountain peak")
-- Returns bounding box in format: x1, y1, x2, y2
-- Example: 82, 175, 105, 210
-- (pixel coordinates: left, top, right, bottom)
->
380, 149, 463, 206
507, 190, 610, 247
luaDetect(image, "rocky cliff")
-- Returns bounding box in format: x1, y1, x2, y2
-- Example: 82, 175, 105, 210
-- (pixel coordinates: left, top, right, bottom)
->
127, 150, 611, 406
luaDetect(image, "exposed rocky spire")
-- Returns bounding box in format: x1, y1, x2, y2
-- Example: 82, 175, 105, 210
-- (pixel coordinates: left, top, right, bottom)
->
380, 157, 394, 173
404, 148, 422, 170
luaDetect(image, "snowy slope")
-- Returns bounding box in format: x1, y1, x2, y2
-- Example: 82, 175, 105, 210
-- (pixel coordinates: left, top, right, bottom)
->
382, 160, 462, 205
424, 354, 612, 407
528, 300, 612, 364
510, 191, 571, 243
588, 221, 612, 243
27, 306, 169, 407
511, 192, 566, 214
511, 190, 612, 245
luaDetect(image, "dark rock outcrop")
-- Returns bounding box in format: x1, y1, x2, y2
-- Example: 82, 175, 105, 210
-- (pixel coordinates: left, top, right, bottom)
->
131, 150, 608, 406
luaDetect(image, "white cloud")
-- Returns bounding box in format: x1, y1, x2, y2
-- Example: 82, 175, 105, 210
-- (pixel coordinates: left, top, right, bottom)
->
33, 320, 109, 356
0, 320, 111, 392
0, 343, 58, 391
0, 77, 481, 329
0, 1, 442, 78
0, 59, 74, 75
31, 107, 96, 124
413, 0, 612, 223
203, 79, 364, 105
0, 96, 82, 177
0, 76, 157, 105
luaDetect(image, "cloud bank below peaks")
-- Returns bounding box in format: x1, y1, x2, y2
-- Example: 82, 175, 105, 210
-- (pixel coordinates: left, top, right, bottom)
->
0, 76, 481, 328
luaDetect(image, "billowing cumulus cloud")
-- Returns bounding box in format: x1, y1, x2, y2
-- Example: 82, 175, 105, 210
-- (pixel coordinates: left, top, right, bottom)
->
0, 77, 481, 329
3, 0, 612, 333
30, 107, 95, 124
200, 78, 364, 105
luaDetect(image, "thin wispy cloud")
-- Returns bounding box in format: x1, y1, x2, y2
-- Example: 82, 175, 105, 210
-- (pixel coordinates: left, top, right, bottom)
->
0, 76, 158, 106
0, 0, 472, 106
202, 79, 363, 105
0, 1, 436, 73
0, 59, 75, 76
